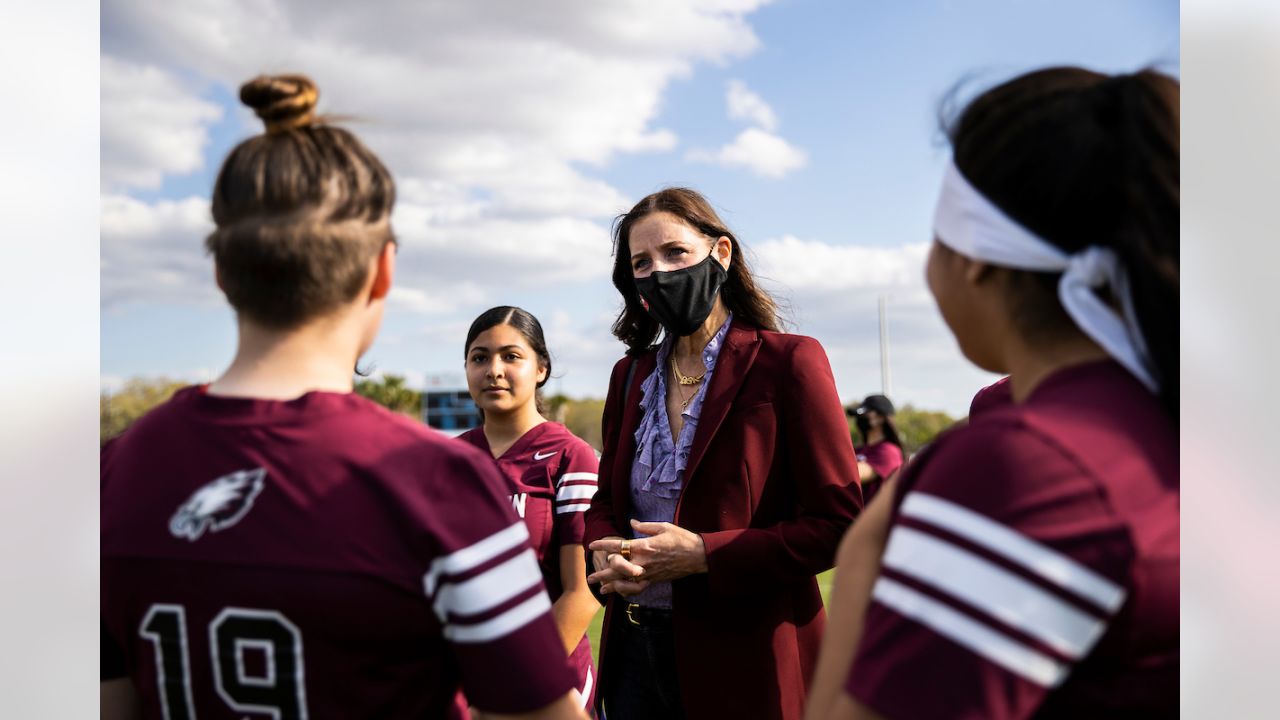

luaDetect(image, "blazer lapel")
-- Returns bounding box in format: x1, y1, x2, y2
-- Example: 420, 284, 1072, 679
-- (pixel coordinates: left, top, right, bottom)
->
611, 351, 657, 514
683, 321, 761, 482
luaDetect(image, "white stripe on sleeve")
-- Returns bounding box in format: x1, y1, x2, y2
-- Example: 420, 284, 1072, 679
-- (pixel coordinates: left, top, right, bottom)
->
556, 484, 598, 502
900, 493, 1125, 612
558, 472, 598, 486
431, 548, 544, 622
577, 668, 594, 709
443, 591, 553, 644
555, 501, 593, 515
882, 526, 1108, 658
872, 576, 1069, 688
422, 522, 529, 598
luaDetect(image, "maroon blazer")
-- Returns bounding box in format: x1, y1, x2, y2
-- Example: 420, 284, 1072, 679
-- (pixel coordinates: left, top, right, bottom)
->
583, 320, 864, 720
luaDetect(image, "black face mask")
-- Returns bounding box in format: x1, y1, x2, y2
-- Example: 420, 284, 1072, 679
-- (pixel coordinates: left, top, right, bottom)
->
854, 414, 871, 438
633, 252, 728, 338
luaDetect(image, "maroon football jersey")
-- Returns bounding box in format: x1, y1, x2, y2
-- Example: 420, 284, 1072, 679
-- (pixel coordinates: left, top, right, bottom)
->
854, 440, 904, 503
101, 387, 576, 719
458, 422, 600, 712
846, 361, 1178, 718
969, 375, 1013, 419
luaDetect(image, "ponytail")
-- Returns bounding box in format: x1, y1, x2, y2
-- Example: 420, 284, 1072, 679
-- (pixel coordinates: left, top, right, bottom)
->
1107, 71, 1180, 421
947, 67, 1179, 423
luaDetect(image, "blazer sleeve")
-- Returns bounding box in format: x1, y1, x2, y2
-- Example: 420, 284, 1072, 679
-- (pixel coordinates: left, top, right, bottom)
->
699, 336, 864, 598
583, 355, 631, 549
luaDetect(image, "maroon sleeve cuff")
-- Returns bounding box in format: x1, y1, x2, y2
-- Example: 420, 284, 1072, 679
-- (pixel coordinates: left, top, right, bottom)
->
455, 614, 576, 713
556, 510, 587, 546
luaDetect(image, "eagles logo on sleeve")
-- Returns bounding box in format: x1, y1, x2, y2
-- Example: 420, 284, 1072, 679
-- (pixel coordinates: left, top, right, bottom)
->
168, 467, 267, 541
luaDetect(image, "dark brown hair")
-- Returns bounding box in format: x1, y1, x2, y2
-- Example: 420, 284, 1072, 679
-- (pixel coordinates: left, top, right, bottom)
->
610, 187, 780, 352
205, 74, 396, 329
946, 67, 1179, 423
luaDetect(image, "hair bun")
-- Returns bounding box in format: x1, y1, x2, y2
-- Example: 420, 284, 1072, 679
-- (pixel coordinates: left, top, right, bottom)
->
240, 74, 319, 134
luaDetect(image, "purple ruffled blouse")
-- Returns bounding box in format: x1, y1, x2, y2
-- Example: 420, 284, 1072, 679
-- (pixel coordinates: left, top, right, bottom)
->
628, 313, 732, 608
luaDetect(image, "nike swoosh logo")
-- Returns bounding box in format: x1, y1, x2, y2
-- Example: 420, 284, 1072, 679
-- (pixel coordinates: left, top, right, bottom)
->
533, 450, 556, 460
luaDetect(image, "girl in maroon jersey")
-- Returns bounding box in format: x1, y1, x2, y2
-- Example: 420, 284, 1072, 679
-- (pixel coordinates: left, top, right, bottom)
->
808, 66, 1179, 719
846, 394, 904, 502
101, 75, 587, 720
457, 306, 602, 717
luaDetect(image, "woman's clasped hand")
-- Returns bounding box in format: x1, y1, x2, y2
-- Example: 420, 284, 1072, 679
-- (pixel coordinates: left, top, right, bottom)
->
587, 519, 709, 595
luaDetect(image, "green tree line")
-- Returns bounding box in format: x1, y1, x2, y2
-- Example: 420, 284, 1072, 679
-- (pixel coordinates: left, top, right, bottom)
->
102, 376, 959, 453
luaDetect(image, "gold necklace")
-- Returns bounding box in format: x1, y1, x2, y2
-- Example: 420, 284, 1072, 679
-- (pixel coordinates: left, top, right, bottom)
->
671, 364, 696, 410
669, 353, 706, 386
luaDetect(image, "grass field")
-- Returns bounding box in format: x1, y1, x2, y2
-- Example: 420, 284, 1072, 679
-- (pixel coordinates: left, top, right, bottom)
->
585, 569, 836, 667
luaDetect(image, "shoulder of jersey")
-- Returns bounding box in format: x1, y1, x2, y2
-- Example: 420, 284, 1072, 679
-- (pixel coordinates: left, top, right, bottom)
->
110, 385, 202, 442
454, 426, 484, 446
907, 414, 1027, 483
346, 398, 500, 468
541, 423, 596, 456
351, 396, 446, 437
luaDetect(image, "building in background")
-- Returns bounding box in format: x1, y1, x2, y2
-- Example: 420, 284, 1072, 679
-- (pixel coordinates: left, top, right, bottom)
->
422, 373, 481, 436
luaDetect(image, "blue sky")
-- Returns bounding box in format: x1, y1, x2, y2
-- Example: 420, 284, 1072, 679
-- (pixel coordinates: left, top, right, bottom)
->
101, 0, 1178, 416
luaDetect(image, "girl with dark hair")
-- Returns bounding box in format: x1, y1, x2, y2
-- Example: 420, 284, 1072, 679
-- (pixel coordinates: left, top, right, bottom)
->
457, 306, 602, 716
847, 394, 904, 502
101, 76, 586, 720
582, 188, 864, 720
807, 66, 1179, 720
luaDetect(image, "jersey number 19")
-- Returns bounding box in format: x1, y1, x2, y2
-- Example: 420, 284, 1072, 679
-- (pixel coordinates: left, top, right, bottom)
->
139, 603, 307, 720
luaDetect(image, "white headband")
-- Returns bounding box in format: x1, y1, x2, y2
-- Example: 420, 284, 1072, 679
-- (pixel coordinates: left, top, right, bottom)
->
932, 160, 1158, 392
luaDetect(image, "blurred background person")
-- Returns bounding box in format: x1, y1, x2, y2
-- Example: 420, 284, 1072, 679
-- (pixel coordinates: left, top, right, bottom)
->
584, 187, 863, 720
847, 394, 905, 502
808, 65, 1179, 719
458, 306, 601, 716
101, 74, 586, 720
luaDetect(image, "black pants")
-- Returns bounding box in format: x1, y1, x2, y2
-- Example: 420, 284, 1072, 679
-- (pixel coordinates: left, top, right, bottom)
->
601, 605, 686, 720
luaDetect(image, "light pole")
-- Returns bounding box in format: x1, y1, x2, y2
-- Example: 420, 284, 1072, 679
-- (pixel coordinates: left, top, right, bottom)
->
878, 294, 892, 397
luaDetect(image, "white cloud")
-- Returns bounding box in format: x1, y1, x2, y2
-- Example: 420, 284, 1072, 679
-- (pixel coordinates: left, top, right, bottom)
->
687, 77, 805, 177
541, 307, 627, 390
726, 79, 778, 130
100, 194, 218, 308
100, 56, 222, 191
388, 285, 484, 315
753, 235, 930, 293
393, 203, 615, 286
100, 1, 770, 196
744, 234, 998, 415
100, 0, 778, 307
687, 127, 808, 178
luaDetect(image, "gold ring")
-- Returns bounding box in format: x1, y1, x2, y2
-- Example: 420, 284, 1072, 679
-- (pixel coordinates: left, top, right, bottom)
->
620, 539, 632, 560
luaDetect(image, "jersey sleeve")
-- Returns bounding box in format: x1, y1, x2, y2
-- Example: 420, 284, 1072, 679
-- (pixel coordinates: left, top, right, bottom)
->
552, 438, 600, 546
420, 446, 576, 714
845, 421, 1134, 720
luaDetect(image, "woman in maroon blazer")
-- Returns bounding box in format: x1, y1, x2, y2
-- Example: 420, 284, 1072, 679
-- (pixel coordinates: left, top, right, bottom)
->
583, 187, 864, 720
